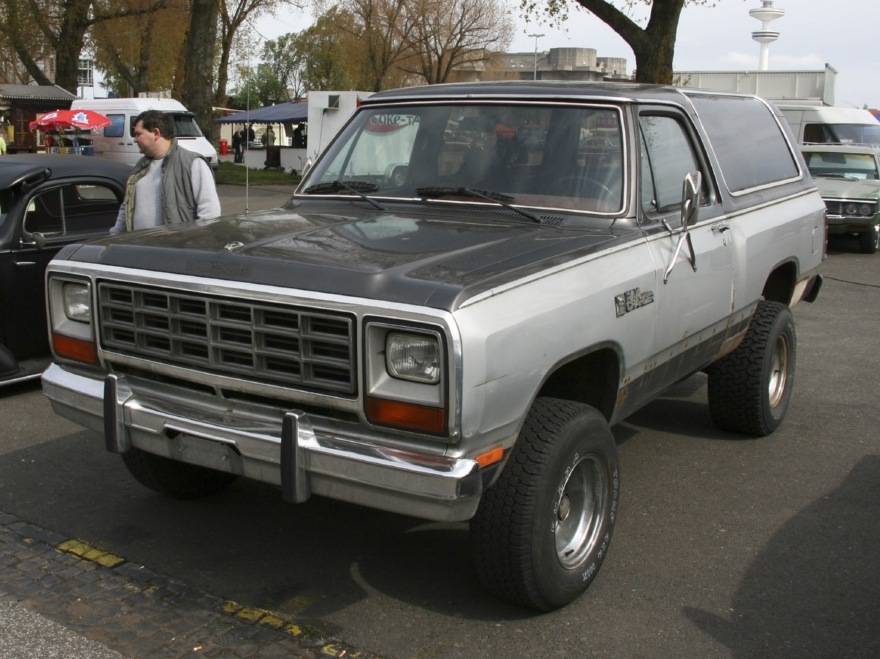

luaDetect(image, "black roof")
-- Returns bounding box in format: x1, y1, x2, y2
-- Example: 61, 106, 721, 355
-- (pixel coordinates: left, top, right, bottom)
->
0, 154, 132, 187
0, 84, 76, 102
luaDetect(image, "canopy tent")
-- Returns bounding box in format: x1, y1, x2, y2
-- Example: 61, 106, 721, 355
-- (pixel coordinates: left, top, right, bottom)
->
215, 100, 308, 125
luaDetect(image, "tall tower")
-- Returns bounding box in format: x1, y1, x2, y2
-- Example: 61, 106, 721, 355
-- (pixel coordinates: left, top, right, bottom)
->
750, 0, 784, 70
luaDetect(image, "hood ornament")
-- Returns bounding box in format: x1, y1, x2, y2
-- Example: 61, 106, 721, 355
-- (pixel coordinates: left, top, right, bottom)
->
224, 241, 245, 252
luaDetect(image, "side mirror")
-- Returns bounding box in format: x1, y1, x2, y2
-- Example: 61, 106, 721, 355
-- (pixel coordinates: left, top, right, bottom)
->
664, 171, 702, 284
680, 171, 702, 229
19, 231, 46, 249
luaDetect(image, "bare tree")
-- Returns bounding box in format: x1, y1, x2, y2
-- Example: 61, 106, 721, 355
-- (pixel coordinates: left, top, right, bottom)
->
326, 0, 416, 91
403, 0, 513, 84
215, 0, 300, 107
519, 0, 715, 83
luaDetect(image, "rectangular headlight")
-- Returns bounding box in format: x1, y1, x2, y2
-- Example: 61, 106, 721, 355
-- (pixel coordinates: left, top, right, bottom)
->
63, 282, 92, 322
48, 276, 96, 364
386, 332, 440, 384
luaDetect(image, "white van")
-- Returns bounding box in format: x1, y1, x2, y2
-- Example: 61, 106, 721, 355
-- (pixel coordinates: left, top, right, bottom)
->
70, 98, 218, 170
776, 103, 880, 145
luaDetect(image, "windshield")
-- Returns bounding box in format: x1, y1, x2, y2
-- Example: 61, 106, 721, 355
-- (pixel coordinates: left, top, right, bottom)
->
804, 122, 880, 145
170, 112, 205, 138
298, 103, 626, 214
803, 151, 880, 180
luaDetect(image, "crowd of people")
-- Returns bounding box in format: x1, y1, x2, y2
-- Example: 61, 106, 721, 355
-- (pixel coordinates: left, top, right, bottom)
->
230, 123, 306, 163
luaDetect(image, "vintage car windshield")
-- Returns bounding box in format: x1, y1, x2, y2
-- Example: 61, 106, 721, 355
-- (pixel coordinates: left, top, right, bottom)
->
299, 103, 625, 214
803, 150, 880, 180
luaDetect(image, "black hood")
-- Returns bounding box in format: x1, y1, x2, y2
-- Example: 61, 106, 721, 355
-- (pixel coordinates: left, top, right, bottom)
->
65, 203, 636, 310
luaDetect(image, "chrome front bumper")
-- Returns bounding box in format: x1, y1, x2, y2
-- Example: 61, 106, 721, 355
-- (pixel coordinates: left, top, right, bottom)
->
42, 363, 484, 522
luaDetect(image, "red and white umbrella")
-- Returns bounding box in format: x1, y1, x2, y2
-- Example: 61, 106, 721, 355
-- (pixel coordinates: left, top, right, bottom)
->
29, 109, 112, 132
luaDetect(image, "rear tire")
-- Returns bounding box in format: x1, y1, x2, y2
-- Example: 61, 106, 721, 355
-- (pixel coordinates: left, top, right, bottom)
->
121, 448, 237, 499
707, 300, 796, 436
470, 398, 620, 611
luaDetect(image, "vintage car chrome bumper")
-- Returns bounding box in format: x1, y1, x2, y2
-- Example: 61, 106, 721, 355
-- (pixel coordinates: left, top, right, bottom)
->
42, 363, 484, 522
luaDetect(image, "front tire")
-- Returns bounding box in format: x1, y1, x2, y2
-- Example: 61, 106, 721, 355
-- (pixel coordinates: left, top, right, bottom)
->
470, 398, 620, 611
121, 448, 237, 499
858, 224, 880, 254
707, 300, 796, 436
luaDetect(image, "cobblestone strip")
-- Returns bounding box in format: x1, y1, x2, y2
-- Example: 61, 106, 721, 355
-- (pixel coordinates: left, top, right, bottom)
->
0, 511, 379, 658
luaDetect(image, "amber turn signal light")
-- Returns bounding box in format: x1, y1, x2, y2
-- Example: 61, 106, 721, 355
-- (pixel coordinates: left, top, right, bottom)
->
366, 397, 446, 434
52, 333, 97, 364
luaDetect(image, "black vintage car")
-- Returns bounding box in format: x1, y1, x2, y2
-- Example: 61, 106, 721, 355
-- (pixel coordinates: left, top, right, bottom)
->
0, 154, 130, 385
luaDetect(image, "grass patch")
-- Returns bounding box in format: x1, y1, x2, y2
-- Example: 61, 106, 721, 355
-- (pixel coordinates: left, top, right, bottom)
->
216, 161, 302, 186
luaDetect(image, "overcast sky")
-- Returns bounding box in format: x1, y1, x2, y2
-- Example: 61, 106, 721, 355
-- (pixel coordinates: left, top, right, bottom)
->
256, 0, 880, 110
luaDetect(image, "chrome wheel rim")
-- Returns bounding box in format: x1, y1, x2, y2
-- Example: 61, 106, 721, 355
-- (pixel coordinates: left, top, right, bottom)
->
554, 454, 606, 569
768, 332, 790, 409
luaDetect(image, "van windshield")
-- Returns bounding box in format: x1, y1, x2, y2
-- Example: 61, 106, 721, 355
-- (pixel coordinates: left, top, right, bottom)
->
169, 113, 204, 138
804, 122, 880, 145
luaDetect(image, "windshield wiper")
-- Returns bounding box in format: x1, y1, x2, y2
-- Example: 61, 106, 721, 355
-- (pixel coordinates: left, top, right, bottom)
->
302, 180, 384, 210
415, 186, 542, 223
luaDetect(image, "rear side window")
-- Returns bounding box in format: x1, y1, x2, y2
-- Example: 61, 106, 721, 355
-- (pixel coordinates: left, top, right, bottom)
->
690, 95, 800, 192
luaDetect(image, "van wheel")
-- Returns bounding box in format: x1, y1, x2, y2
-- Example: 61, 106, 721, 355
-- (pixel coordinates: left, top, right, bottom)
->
707, 300, 796, 436
470, 398, 619, 611
121, 448, 237, 498
858, 224, 879, 254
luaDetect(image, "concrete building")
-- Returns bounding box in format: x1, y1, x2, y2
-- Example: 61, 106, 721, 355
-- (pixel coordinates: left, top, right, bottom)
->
451, 47, 629, 83
503, 48, 628, 81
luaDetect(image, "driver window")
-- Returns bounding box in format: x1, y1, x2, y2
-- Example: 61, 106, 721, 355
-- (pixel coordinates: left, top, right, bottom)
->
639, 114, 701, 214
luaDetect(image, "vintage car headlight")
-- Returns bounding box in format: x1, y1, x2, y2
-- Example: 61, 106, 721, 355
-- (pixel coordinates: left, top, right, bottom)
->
844, 203, 858, 216
859, 203, 875, 216
386, 332, 440, 383
63, 282, 92, 322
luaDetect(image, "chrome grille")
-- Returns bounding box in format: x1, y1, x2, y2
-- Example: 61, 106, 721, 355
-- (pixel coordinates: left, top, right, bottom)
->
97, 282, 356, 395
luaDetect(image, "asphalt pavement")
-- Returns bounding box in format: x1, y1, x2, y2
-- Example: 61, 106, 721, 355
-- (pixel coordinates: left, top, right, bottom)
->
1, 202, 878, 657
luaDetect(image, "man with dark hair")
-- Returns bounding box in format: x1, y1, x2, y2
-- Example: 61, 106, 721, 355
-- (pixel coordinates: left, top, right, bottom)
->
110, 109, 220, 234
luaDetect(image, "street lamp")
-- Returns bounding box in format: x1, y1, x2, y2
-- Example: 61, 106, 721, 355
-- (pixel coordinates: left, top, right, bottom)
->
528, 33, 544, 80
